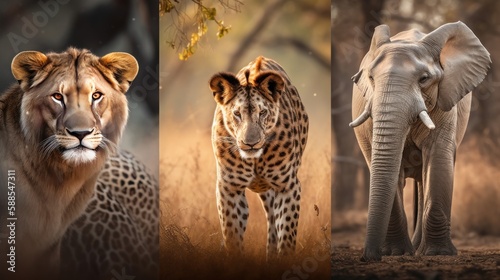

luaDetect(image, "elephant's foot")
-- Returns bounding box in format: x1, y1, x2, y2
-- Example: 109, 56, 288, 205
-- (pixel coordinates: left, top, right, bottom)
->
416, 239, 457, 256
360, 247, 382, 262
381, 238, 414, 256
411, 231, 422, 251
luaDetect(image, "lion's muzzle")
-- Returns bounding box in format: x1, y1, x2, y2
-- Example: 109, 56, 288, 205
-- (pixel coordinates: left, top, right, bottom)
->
59, 127, 102, 164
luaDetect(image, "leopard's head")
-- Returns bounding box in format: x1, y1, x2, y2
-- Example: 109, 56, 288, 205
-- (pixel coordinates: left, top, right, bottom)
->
209, 71, 284, 159
11, 48, 138, 165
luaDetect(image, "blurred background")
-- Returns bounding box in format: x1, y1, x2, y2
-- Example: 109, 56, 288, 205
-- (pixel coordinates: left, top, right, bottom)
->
332, 0, 500, 246
160, 0, 330, 278
0, 0, 159, 174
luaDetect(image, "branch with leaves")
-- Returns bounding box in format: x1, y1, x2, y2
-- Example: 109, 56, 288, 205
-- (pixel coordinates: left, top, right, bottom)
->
160, 0, 241, 60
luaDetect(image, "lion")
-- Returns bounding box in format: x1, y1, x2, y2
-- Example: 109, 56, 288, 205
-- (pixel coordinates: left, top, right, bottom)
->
0, 48, 138, 279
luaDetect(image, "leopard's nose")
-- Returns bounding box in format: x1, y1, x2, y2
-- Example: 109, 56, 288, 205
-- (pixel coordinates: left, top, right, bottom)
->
242, 140, 258, 147
242, 125, 261, 147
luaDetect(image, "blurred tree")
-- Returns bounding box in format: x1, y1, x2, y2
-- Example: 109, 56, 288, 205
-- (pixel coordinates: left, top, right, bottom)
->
332, 0, 384, 211
459, 0, 500, 165
227, 0, 330, 72
65, 0, 131, 50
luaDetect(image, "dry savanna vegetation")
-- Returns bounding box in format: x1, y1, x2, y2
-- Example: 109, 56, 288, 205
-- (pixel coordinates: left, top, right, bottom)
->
160, 121, 330, 279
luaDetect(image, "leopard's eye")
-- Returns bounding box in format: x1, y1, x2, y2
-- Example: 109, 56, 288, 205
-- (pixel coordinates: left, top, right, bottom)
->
233, 110, 241, 118
92, 92, 103, 101
260, 109, 268, 117
51, 93, 64, 104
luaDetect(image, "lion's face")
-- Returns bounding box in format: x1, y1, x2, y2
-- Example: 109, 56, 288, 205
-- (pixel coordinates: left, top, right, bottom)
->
11, 48, 138, 165
209, 71, 284, 159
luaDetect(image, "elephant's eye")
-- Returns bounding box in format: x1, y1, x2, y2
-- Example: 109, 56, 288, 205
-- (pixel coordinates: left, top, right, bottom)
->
368, 75, 375, 87
419, 74, 429, 84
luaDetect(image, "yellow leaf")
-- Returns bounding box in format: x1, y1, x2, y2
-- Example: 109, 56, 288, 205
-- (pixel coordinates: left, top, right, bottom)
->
217, 25, 231, 39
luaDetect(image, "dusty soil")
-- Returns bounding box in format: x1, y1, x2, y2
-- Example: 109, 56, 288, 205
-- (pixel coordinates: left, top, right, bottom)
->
332, 218, 500, 279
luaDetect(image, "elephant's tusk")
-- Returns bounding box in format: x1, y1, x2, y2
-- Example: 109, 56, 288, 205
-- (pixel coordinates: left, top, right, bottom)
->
349, 109, 370, 127
418, 111, 435, 130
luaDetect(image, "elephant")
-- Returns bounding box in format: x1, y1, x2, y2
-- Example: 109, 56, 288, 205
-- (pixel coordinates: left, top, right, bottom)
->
350, 21, 491, 261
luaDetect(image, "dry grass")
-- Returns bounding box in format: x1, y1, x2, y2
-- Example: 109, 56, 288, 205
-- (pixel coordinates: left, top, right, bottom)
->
453, 137, 500, 235
159, 122, 330, 279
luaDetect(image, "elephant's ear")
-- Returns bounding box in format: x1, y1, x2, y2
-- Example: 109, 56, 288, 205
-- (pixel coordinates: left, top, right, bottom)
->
369, 24, 391, 51
353, 25, 392, 98
420, 21, 491, 111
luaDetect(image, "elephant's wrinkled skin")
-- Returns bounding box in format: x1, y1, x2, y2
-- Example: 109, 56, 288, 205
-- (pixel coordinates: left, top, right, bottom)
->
350, 21, 491, 261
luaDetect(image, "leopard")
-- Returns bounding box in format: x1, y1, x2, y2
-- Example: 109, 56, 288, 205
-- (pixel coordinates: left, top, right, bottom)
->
62, 150, 159, 280
208, 56, 309, 258
0, 48, 157, 279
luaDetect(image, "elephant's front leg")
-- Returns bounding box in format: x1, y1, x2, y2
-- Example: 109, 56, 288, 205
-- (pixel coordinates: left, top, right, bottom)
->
417, 142, 457, 256
412, 179, 424, 250
382, 170, 414, 256
274, 180, 301, 255
216, 181, 248, 254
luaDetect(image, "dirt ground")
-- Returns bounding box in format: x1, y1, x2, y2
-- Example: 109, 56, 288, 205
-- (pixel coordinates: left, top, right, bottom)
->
331, 217, 500, 279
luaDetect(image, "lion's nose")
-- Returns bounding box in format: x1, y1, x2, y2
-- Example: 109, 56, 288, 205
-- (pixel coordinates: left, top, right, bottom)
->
66, 128, 93, 141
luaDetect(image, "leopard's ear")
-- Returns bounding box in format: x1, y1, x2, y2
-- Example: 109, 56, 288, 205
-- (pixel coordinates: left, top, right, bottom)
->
253, 71, 284, 102
11, 51, 50, 91
209, 72, 240, 105
99, 52, 139, 93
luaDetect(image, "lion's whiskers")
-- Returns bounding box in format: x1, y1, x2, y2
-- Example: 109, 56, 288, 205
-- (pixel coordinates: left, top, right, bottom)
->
40, 135, 59, 160
99, 137, 118, 154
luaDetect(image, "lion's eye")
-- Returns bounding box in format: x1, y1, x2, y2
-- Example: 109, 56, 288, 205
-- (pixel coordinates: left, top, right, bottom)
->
92, 92, 103, 101
51, 93, 64, 103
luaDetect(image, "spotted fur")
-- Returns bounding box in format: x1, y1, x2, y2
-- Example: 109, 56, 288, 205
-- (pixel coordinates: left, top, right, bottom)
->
62, 151, 159, 280
209, 56, 309, 257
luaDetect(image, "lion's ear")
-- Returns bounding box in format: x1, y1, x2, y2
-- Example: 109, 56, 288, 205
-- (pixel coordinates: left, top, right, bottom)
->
11, 51, 49, 90
99, 52, 139, 93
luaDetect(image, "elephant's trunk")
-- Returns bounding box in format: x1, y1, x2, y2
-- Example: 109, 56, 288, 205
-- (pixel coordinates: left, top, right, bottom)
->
361, 88, 417, 261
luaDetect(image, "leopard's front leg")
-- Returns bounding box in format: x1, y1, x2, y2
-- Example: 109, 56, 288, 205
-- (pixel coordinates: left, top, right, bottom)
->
216, 180, 248, 254
274, 178, 301, 255
259, 189, 278, 259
